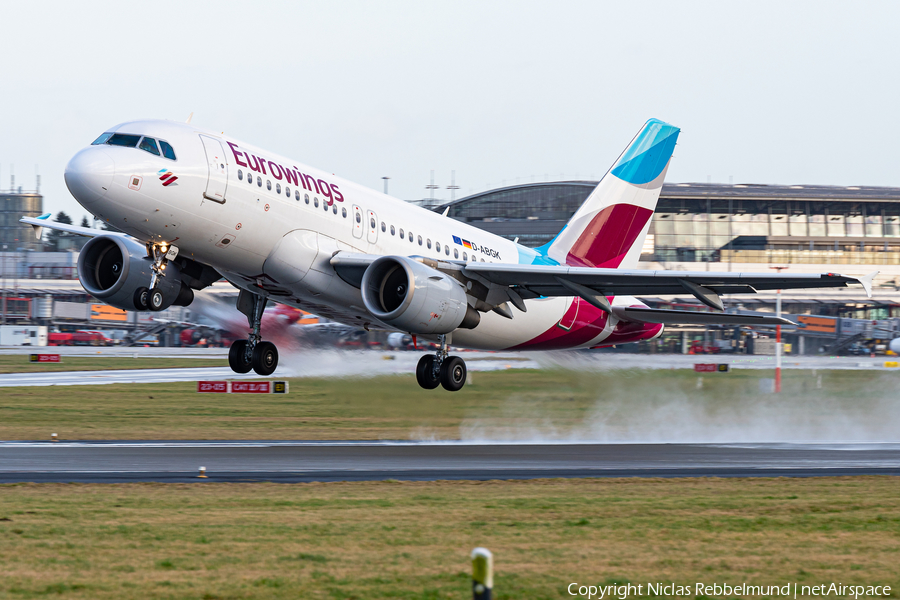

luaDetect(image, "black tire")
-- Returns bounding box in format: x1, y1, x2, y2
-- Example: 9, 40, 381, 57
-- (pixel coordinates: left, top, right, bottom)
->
133, 287, 150, 311
440, 356, 467, 392
228, 340, 253, 374
415, 355, 441, 390
252, 341, 278, 376
148, 288, 165, 312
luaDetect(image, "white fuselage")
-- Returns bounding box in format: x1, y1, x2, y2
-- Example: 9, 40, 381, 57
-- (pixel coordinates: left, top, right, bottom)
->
66, 119, 638, 350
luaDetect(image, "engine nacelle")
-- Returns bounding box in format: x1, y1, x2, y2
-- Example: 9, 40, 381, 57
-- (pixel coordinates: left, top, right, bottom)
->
77, 235, 192, 311
361, 256, 479, 335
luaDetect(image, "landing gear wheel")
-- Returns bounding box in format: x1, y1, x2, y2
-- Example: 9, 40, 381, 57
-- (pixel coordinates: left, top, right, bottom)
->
133, 287, 150, 311
440, 356, 467, 392
252, 341, 278, 376
228, 340, 253, 374
415, 355, 441, 390
148, 288, 165, 312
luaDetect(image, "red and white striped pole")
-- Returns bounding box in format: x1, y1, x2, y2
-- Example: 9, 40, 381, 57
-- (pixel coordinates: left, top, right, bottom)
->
770, 266, 788, 394
775, 288, 782, 393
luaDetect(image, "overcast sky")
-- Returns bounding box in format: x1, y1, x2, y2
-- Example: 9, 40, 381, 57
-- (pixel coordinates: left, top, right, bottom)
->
2, 1, 899, 220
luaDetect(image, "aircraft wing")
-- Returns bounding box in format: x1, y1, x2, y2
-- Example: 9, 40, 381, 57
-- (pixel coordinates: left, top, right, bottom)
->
460, 262, 875, 310
330, 252, 875, 319
20, 214, 125, 240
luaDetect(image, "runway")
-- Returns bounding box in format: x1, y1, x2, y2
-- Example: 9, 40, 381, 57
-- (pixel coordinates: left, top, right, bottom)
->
1, 441, 899, 483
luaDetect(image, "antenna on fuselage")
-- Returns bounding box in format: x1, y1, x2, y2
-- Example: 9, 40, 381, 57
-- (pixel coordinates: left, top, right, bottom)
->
186, 112, 194, 124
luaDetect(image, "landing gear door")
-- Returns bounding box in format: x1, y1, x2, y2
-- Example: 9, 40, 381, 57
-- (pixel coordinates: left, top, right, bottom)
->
352, 205, 363, 239
199, 135, 228, 204
366, 210, 378, 244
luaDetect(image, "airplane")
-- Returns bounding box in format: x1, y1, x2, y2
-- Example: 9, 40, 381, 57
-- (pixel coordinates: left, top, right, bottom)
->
23, 118, 876, 391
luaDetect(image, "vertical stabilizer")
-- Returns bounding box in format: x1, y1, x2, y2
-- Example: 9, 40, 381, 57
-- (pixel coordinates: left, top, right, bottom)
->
544, 119, 680, 269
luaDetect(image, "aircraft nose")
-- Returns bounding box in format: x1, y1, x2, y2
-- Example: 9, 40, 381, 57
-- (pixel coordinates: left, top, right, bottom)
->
64, 148, 115, 205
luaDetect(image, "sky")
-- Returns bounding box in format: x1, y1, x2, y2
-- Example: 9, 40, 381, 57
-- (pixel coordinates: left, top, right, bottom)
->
2, 0, 899, 221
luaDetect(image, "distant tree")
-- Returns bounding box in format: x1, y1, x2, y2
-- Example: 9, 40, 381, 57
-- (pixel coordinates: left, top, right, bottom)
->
80, 216, 90, 228
46, 211, 73, 251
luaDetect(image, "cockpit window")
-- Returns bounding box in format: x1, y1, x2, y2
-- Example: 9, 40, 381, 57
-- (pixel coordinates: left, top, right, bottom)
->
139, 137, 160, 156
106, 133, 141, 147
159, 140, 176, 160
92, 132, 113, 145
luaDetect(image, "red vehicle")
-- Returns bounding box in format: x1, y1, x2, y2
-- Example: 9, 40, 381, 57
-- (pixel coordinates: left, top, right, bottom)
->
48, 332, 73, 346
50, 330, 115, 346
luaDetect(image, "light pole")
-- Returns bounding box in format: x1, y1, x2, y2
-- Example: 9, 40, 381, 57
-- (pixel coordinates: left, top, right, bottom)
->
1, 244, 6, 325
770, 266, 789, 393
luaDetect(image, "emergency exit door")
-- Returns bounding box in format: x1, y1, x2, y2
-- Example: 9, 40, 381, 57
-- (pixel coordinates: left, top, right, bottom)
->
199, 135, 228, 204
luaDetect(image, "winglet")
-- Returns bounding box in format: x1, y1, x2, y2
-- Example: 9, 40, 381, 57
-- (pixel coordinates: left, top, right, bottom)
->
441, 207, 449, 217
858, 271, 877, 298
30, 212, 51, 240
186, 112, 194, 124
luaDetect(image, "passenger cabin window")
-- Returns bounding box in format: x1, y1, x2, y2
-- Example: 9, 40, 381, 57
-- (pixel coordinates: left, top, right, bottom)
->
267, 180, 272, 191
315, 197, 319, 208
462, 252, 467, 261
355, 212, 361, 223
333, 204, 338, 214
381, 222, 386, 232
305, 194, 310, 204
454, 249, 459, 259
238, 170, 243, 181
426, 238, 431, 249
257, 176, 262, 187
295, 190, 300, 201
138, 137, 160, 156
276, 183, 282, 194
408, 231, 413, 242
106, 133, 141, 147
445, 246, 450, 256
285, 187, 290, 197
390, 225, 395, 235
159, 140, 177, 160
370, 217, 376, 228
342, 207, 347, 218
435, 242, 440, 252
399, 228, 404, 238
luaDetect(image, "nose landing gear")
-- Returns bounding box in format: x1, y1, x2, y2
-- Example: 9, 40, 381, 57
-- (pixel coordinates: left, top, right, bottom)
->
415, 335, 467, 391
137, 242, 179, 312
227, 290, 280, 376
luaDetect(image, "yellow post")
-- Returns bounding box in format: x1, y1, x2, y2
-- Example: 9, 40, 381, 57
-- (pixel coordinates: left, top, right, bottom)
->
471, 547, 493, 600
198, 466, 207, 478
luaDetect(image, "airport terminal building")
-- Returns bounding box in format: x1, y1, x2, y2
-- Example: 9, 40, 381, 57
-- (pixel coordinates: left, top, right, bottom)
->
436, 181, 900, 267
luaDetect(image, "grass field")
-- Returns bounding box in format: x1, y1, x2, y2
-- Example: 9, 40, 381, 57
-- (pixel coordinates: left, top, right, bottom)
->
0, 477, 898, 599
0, 355, 227, 374
0, 368, 896, 441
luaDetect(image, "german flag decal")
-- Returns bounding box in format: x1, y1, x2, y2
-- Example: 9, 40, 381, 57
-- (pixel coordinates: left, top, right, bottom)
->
158, 168, 178, 187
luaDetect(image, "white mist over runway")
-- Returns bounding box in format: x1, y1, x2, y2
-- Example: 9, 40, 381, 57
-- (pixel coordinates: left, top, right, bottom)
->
457, 355, 900, 445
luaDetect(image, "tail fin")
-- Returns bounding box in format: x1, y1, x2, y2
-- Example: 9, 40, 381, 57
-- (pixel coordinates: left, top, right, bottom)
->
543, 118, 680, 269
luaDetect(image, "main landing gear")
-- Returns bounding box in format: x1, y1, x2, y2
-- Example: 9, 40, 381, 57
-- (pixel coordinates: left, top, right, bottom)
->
228, 290, 279, 376
415, 335, 467, 392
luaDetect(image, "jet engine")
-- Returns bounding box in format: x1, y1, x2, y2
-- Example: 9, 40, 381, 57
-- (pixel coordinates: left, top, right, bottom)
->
360, 256, 480, 335
77, 235, 193, 311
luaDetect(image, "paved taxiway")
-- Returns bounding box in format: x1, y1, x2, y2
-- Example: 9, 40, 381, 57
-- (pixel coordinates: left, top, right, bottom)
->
1, 441, 898, 483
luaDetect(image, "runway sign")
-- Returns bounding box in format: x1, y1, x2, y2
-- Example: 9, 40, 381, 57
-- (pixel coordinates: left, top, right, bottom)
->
694, 363, 730, 373
29, 354, 61, 363
197, 381, 228, 393
197, 381, 289, 394
885, 361, 899, 368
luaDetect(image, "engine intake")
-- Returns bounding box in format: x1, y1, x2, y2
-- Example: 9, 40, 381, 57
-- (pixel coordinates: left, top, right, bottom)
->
361, 256, 479, 334
78, 235, 192, 311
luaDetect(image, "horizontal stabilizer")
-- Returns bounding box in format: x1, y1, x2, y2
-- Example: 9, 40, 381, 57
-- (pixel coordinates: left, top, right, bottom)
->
612, 306, 794, 326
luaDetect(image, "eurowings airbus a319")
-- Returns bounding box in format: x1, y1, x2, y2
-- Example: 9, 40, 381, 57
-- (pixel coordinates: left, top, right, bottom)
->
24, 118, 874, 391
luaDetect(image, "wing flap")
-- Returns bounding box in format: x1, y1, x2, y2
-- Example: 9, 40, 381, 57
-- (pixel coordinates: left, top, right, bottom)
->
613, 306, 794, 326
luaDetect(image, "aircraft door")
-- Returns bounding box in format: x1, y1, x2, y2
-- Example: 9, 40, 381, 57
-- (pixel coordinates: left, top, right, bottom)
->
199, 135, 228, 204
351, 205, 363, 239
366, 210, 378, 244
557, 297, 580, 331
